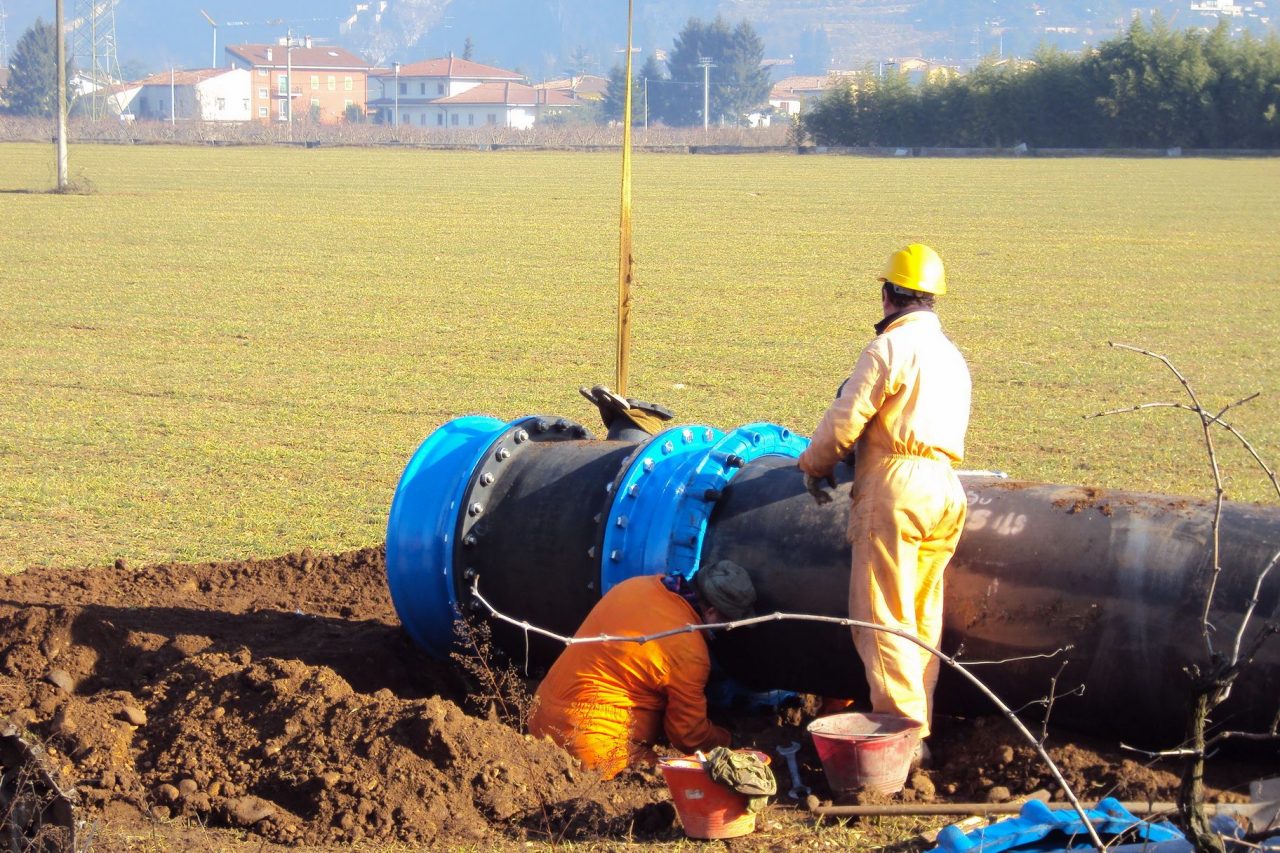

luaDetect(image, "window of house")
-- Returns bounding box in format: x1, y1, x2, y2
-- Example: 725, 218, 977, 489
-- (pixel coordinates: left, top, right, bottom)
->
327, 75, 336, 91
311, 97, 320, 108
139, 96, 149, 113
311, 75, 319, 90
419, 82, 426, 95
437, 83, 445, 95
487, 113, 497, 125
419, 113, 426, 126
280, 101, 288, 117
216, 97, 226, 110
398, 82, 407, 95
401, 111, 408, 124
467, 114, 475, 126
258, 68, 268, 77
258, 87, 268, 99
450, 113, 459, 126
278, 75, 288, 95
436, 113, 444, 126
344, 99, 353, 109
344, 76, 353, 91
259, 106, 268, 117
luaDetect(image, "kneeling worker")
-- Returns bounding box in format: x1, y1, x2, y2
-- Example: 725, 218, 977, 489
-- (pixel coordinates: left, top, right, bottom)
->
528, 560, 756, 778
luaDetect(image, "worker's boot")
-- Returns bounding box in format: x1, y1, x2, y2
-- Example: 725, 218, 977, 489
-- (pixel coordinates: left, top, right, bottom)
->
910, 740, 932, 770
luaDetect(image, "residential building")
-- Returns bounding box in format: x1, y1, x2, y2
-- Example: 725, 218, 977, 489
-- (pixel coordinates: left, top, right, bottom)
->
368, 56, 578, 129
768, 72, 857, 116
429, 81, 578, 129
118, 68, 252, 122
533, 74, 609, 102
225, 42, 372, 123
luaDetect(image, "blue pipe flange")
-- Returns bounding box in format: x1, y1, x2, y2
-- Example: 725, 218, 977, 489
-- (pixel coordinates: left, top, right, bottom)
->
600, 422, 809, 591
386, 415, 590, 654
386, 415, 506, 655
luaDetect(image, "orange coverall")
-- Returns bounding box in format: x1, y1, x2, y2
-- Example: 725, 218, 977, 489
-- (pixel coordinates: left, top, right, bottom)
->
798, 310, 971, 737
527, 575, 731, 778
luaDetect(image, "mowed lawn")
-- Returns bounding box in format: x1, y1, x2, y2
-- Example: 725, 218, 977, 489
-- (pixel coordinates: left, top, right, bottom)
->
0, 143, 1277, 571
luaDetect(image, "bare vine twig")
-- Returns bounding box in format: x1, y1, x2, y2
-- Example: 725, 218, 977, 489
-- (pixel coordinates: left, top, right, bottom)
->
1090, 342, 1280, 853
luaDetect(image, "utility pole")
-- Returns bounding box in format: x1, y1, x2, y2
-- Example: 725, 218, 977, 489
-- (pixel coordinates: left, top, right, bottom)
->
55, 0, 68, 190
698, 56, 715, 132
170, 66, 176, 125
286, 30, 293, 136
643, 76, 648, 131
393, 61, 401, 130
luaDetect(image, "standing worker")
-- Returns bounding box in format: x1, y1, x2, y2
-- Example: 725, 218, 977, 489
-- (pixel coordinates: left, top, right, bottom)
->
797, 243, 971, 759
528, 561, 756, 778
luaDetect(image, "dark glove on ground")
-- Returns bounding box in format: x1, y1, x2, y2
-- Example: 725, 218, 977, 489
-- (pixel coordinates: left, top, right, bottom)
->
803, 472, 837, 505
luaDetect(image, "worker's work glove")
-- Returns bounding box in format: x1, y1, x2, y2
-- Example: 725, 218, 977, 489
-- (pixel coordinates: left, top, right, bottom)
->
803, 472, 837, 505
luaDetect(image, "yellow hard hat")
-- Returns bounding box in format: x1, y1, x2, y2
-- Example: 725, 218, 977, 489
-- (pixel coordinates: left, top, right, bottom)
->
878, 243, 947, 295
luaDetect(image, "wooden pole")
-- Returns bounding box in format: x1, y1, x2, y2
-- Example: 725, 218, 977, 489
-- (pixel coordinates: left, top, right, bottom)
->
55, 0, 68, 190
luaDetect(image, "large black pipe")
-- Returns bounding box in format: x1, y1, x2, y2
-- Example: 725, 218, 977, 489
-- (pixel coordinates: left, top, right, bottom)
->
388, 418, 1280, 747
702, 456, 1280, 746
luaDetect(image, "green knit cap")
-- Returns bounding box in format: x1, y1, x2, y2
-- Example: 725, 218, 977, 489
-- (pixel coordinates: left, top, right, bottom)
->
694, 560, 757, 620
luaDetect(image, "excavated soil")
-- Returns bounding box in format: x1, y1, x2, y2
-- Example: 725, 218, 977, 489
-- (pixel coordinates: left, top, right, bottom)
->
0, 548, 1270, 851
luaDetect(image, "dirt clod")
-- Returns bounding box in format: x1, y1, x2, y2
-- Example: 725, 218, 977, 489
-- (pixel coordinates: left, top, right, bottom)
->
45, 668, 74, 693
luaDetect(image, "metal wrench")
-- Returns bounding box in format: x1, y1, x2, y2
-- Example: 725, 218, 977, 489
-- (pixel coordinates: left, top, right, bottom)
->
776, 741, 811, 799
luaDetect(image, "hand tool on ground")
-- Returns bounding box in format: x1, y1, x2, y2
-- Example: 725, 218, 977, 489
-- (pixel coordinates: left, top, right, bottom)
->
776, 741, 810, 799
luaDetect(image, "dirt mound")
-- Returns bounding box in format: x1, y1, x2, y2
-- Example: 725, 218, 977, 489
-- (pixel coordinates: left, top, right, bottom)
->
0, 548, 1270, 849
0, 549, 667, 847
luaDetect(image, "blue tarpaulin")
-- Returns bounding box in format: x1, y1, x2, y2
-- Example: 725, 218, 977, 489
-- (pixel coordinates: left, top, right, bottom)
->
930, 798, 1185, 853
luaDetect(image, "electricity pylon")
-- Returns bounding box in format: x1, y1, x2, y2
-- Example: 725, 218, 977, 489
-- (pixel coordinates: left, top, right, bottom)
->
69, 0, 123, 119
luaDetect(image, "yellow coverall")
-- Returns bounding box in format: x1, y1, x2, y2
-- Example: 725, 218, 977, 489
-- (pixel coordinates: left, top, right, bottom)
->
527, 575, 731, 778
798, 310, 971, 737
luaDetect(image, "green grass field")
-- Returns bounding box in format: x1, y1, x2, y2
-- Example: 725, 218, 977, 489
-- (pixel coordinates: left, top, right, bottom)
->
1, 143, 1277, 571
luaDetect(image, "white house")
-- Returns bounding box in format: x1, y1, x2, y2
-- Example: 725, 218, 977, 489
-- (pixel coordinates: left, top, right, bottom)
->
368, 55, 576, 129
121, 68, 252, 122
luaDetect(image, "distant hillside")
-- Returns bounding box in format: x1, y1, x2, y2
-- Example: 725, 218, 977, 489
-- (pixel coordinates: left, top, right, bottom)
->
3, 0, 1268, 81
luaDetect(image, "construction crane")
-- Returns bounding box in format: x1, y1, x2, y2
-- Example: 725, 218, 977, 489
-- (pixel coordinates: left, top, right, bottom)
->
200, 12, 340, 67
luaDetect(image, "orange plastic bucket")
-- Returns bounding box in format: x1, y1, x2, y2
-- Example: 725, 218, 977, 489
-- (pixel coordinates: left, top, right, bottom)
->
657, 751, 769, 839
807, 712, 920, 795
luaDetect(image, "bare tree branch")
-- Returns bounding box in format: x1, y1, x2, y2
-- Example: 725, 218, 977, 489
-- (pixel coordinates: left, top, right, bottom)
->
947, 647, 1074, 666
1039, 660, 1081, 745
1101, 343, 1280, 853
1107, 342, 1225, 657
1231, 549, 1280, 669
470, 579, 1109, 851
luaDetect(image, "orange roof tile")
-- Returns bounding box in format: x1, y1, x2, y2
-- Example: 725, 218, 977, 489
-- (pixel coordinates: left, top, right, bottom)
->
134, 68, 233, 87
534, 74, 609, 97
432, 81, 577, 107
395, 57, 523, 80
226, 44, 371, 70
